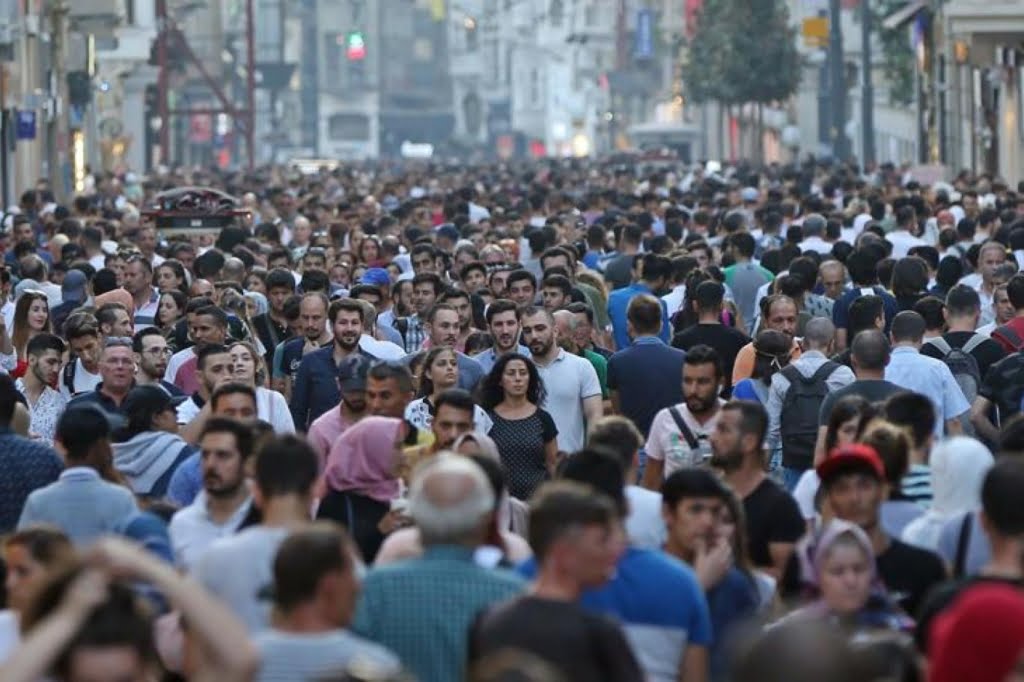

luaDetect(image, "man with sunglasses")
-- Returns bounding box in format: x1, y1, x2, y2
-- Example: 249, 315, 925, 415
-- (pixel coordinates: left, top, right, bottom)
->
132, 327, 183, 397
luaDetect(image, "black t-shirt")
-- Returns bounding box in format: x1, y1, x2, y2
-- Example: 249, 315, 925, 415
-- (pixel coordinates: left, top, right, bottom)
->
469, 596, 643, 682
818, 379, 904, 426
876, 538, 947, 618
914, 576, 1024, 653
672, 323, 751, 391
920, 332, 1007, 381
743, 477, 805, 569
977, 352, 1024, 421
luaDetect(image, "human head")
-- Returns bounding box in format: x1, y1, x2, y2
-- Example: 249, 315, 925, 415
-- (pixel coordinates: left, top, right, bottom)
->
155, 260, 186, 293
519, 306, 556, 358
802, 317, 837, 354
210, 381, 258, 422
820, 261, 846, 300
927, 436, 993, 516
480, 353, 545, 409
626, 294, 663, 339
96, 302, 132, 338
506, 269, 537, 307
557, 447, 628, 519
412, 272, 443, 316
98, 337, 136, 394
587, 415, 644, 477
709, 400, 767, 472
850, 330, 890, 374
881, 391, 936, 454
889, 310, 926, 346
328, 299, 364, 352
818, 443, 886, 531
270, 523, 360, 627
485, 299, 520, 353
425, 303, 460, 348
408, 453, 495, 547
418, 346, 459, 398
298, 292, 329, 342
802, 520, 877, 616
693, 280, 724, 315
156, 290, 187, 329
682, 344, 722, 417
760, 294, 798, 341
121, 255, 153, 298
336, 355, 369, 414
198, 416, 255, 498
12, 290, 50, 348
660, 468, 729, 562
540, 274, 572, 312
55, 405, 116, 469
254, 434, 319, 506
189, 305, 228, 350
978, 241, 1008, 285
824, 395, 874, 454
132, 327, 172, 382
3, 527, 73, 613
120, 384, 186, 438
26, 333, 65, 388
432, 388, 476, 450
365, 361, 415, 417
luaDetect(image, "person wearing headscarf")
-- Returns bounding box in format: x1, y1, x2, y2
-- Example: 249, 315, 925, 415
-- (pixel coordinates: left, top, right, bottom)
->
929, 584, 1024, 682
316, 416, 404, 562
902, 437, 993, 552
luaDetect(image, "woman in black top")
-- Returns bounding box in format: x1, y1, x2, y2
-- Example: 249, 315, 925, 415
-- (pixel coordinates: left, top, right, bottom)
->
479, 353, 558, 501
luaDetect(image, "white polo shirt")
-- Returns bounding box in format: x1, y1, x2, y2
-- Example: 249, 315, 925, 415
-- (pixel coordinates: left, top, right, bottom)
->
534, 348, 602, 453
168, 491, 253, 569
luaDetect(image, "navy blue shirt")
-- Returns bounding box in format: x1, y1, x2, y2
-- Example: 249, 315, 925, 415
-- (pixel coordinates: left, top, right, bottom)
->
832, 285, 899, 334
291, 346, 376, 430
68, 383, 130, 414
0, 428, 63, 533
706, 568, 759, 679
607, 337, 686, 437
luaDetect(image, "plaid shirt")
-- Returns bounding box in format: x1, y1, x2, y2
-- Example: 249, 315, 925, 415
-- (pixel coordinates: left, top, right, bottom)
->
352, 545, 525, 682
396, 315, 427, 354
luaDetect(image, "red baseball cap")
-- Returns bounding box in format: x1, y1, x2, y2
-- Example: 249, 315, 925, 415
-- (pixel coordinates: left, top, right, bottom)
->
815, 443, 885, 484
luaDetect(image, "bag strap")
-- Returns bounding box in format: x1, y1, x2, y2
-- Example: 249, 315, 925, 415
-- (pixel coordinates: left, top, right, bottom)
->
668, 406, 700, 450
962, 333, 987, 355
62, 359, 77, 394
926, 337, 952, 355
780, 364, 803, 386
953, 512, 973, 579
809, 360, 839, 384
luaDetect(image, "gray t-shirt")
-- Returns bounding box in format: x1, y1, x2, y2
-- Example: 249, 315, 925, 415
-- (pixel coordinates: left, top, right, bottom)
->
254, 629, 401, 682
193, 526, 291, 632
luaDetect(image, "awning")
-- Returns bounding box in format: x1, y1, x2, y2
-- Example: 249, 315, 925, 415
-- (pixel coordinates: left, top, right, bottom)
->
883, 0, 927, 31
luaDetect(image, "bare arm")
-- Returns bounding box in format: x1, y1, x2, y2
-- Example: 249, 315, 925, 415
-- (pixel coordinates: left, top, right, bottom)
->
0, 316, 12, 355
582, 394, 604, 435
834, 327, 848, 352
945, 418, 963, 436
679, 644, 709, 682
970, 396, 1000, 444
544, 438, 559, 476
180, 400, 214, 445
641, 458, 664, 491
812, 425, 829, 467
609, 389, 621, 415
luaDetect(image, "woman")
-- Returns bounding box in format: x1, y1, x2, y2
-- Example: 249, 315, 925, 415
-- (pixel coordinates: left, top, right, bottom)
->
479, 353, 558, 501
902, 436, 993, 551
3, 291, 51, 377
0, 527, 74, 663
155, 260, 188, 294
329, 262, 352, 289
404, 346, 492, 433
359, 235, 383, 266
243, 291, 268, 322
732, 329, 791, 404
781, 519, 912, 633
112, 385, 195, 498
228, 341, 295, 434
317, 416, 406, 562
891, 257, 930, 312
155, 290, 186, 334
244, 268, 268, 295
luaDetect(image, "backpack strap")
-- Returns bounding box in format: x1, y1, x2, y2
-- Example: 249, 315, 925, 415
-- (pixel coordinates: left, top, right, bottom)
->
62, 359, 77, 395
780, 364, 803, 386
962, 333, 987, 355
668, 406, 700, 450
994, 325, 1023, 350
809, 360, 839, 384
953, 512, 973, 579
393, 317, 409, 343
925, 337, 953, 355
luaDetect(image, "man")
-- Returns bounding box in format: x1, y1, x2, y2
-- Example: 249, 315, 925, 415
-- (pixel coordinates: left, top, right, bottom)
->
18, 405, 138, 545
306, 355, 368, 467
253, 524, 401, 680
722, 232, 773, 335
819, 259, 847, 302
711, 400, 804, 579
68, 337, 136, 413
796, 213, 832, 254
365, 361, 417, 418
122, 254, 159, 331
353, 282, 406, 348
885, 310, 970, 438
567, 301, 613, 360
732, 294, 802, 384
194, 435, 319, 632
590, 415, 666, 549
169, 416, 254, 568
603, 222, 645, 290
541, 246, 613, 335
251, 268, 295, 367
136, 225, 164, 266
607, 253, 672, 351
885, 205, 928, 259
922, 285, 1006, 377
506, 269, 538, 308
60, 312, 103, 398
469, 482, 642, 682
292, 299, 376, 430
353, 454, 525, 682
0, 373, 62, 532
977, 282, 1013, 337
165, 305, 229, 395
883, 392, 938, 508
552, 309, 609, 401
766, 318, 855, 489
608, 294, 685, 437
520, 306, 603, 452
276, 293, 331, 397
809, 443, 946, 616
436, 288, 475, 352
961, 241, 1008, 327
989, 273, 1024, 353
176, 344, 235, 425
671, 281, 751, 394
16, 333, 68, 445
643, 345, 726, 488
475, 298, 531, 373
661, 469, 760, 680
541, 273, 573, 312
410, 243, 441, 275
418, 303, 484, 391
832, 246, 899, 350
50, 268, 88, 333
395, 272, 442, 353
430, 388, 477, 450
96, 302, 133, 338
132, 327, 184, 396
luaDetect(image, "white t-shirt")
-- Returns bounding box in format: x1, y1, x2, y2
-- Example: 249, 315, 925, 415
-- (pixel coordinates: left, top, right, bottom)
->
256, 386, 295, 434
645, 402, 723, 478
625, 485, 666, 549
59, 357, 101, 399
535, 349, 602, 453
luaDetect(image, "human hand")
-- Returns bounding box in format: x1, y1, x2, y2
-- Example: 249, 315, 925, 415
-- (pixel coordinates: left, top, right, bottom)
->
88, 537, 158, 581
60, 568, 110, 618
694, 536, 733, 590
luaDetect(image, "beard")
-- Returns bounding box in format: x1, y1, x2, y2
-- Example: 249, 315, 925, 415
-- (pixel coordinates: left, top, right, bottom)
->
528, 337, 553, 357
336, 333, 360, 351
686, 394, 716, 414
709, 447, 743, 472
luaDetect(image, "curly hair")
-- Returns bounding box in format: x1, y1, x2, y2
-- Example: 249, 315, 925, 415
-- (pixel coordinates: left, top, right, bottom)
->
478, 353, 546, 409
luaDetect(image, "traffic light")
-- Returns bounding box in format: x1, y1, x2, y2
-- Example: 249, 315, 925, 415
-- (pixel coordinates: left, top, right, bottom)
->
346, 31, 366, 61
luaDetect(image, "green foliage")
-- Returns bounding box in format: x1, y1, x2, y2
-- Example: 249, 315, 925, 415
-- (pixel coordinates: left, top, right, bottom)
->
873, 0, 914, 106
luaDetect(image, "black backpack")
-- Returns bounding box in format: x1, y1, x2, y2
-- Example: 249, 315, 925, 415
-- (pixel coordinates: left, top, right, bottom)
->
779, 361, 839, 470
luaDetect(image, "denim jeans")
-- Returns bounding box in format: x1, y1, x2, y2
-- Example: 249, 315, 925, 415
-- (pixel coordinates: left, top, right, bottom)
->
781, 466, 806, 493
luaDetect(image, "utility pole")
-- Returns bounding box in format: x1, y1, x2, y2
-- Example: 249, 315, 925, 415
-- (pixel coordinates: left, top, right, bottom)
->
245, 0, 255, 170
46, 0, 69, 201
828, 0, 848, 161
860, 0, 875, 169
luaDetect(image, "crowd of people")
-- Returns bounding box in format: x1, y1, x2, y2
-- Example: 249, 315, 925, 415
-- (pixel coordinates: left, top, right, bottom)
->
0, 158, 1023, 681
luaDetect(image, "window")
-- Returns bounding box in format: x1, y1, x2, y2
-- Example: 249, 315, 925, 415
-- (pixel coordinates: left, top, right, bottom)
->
328, 113, 371, 141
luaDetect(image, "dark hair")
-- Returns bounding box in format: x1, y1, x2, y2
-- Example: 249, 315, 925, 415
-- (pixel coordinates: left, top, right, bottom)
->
661, 468, 728, 510
528, 481, 617, 562
26, 332, 65, 358
942, 286, 979, 323
684, 344, 723, 379
460, 261, 487, 283
434, 388, 475, 417
1007, 274, 1024, 310
891, 257, 929, 298
265, 267, 296, 292
328, 298, 364, 323
541, 274, 573, 299
982, 459, 1024, 536
200, 416, 255, 459
210, 381, 257, 412
464, 331, 493, 356
506, 269, 537, 291
587, 416, 644, 472
846, 248, 879, 285
729, 232, 756, 258
193, 305, 229, 328
936, 255, 965, 289
640, 253, 672, 282
556, 448, 627, 517
721, 400, 768, 445
825, 395, 875, 453
883, 391, 936, 450
848, 295, 885, 338
196, 342, 230, 370
272, 524, 350, 611
367, 361, 414, 393
411, 272, 444, 296
565, 301, 595, 325
485, 298, 519, 325
626, 294, 663, 335
912, 296, 946, 331
0, 373, 22, 426
255, 435, 318, 498
418, 346, 459, 397
131, 326, 165, 353
890, 310, 926, 342
154, 290, 187, 328
95, 302, 128, 331
693, 279, 725, 314
479, 353, 545, 409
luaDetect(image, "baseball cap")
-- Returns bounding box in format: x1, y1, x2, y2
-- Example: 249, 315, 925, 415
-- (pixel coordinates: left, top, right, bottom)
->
56, 404, 124, 454
436, 224, 460, 243
61, 269, 89, 303
816, 443, 885, 485
360, 267, 391, 288
122, 385, 188, 422
337, 355, 370, 392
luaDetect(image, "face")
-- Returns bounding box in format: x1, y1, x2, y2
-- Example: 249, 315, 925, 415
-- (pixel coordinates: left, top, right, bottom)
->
27, 298, 48, 331
71, 334, 101, 370
447, 295, 472, 330
543, 254, 571, 273
565, 522, 624, 588
765, 301, 798, 340
158, 294, 182, 326
3, 543, 46, 611
190, 314, 226, 349
229, 345, 257, 384
463, 268, 486, 291
303, 253, 327, 272
134, 334, 170, 379
366, 376, 411, 417
709, 409, 748, 471
489, 311, 520, 352
13, 222, 33, 243
300, 299, 328, 340
413, 283, 437, 316
489, 270, 509, 297
980, 246, 1007, 283
156, 265, 180, 292
412, 251, 436, 274
996, 289, 1014, 324
190, 279, 214, 298
664, 496, 723, 558
122, 261, 150, 295
521, 312, 555, 357
103, 309, 132, 338
107, 256, 126, 285
508, 279, 536, 306
818, 540, 874, 615
213, 392, 257, 421
245, 274, 266, 294
835, 417, 860, 447
821, 266, 846, 300
429, 310, 460, 347
500, 359, 531, 399
433, 404, 474, 449
428, 350, 459, 390
100, 347, 135, 389
542, 287, 568, 311
570, 312, 593, 349
200, 352, 234, 394
691, 247, 710, 270
137, 228, 156, 254
683, 361, 721, 414
333, 310, 364, 350
361, 239, 379, 262
826, 473, 883, 529
30, 349, 61, 386
176, 248, 196, 271
200, 431, 246, 497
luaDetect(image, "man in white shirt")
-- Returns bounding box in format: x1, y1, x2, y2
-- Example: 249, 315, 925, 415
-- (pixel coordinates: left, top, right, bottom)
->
958, 241, 1009, 327
797, 214, 833, 255
886, 205, 928, 259
61, 313, 103, 398
169, 416, 254, 569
